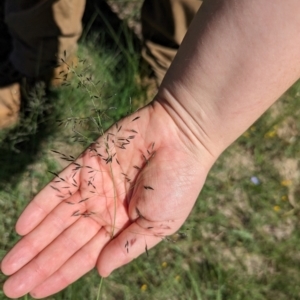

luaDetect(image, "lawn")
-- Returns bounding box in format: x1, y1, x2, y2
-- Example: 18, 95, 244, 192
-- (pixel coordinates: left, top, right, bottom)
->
1, 1, 300, 299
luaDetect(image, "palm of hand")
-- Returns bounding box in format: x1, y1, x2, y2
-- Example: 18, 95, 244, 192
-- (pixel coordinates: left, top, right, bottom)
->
1, 103, 209, 298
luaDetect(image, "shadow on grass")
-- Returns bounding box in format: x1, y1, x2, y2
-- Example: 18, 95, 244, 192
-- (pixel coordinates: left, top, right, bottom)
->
82, 0, 141, 54
0, 85, 61, 189
0, 0, 145, 190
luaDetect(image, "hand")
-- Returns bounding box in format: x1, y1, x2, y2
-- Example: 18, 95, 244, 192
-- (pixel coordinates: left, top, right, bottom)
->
1, 101, 214, 298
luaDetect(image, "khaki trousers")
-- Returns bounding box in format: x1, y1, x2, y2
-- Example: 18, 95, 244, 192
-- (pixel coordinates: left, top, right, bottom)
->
3, 0, 201, 83
4, 0, 85, 81
141, 0, 201, 83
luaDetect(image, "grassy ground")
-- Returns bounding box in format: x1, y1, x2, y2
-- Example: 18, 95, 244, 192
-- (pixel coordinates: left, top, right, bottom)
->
1, 3, 300, 300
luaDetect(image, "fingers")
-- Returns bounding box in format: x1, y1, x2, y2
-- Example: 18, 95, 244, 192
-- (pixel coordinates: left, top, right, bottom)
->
29, 228, 110, 299
1, 192, 85, 275
15, 162, 82, 236
97, 222, 163, 277
3, 217, 100, 299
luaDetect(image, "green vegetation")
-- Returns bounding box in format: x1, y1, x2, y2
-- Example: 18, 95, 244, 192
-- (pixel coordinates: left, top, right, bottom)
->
1, 4, 300, 300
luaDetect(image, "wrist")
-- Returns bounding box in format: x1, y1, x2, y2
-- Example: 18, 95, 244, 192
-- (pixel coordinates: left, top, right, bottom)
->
152, 91, 218, 172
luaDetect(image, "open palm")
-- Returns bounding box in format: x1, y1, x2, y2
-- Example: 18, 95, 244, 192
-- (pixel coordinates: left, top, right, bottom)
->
1, 101, 213, 298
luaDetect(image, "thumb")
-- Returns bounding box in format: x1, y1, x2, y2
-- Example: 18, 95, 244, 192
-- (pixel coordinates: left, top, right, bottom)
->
96, 221, 163, 277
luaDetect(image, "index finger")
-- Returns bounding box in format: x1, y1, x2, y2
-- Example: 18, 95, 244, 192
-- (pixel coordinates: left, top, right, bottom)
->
15, 159, 81, 236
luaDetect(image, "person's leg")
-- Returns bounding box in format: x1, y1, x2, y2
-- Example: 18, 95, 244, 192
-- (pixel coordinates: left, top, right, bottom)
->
141, 0, 202, 85
5, 0, 85, 82
0, 1, 19, 129
0, 0, 86, 129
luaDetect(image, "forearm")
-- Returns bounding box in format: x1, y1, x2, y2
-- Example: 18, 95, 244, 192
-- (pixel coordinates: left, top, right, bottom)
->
156, 0, 300, 158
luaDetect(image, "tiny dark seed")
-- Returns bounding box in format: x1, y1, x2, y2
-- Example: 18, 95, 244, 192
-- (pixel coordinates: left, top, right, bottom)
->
144, 186, 154, 190
66, 201, 75, 205
78, 198, 89, 203
50, 185, 60, 192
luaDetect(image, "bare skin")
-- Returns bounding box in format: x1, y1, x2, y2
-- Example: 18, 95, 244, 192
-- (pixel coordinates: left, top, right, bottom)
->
1, 102, 214, 298
2, 0, 300, 298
